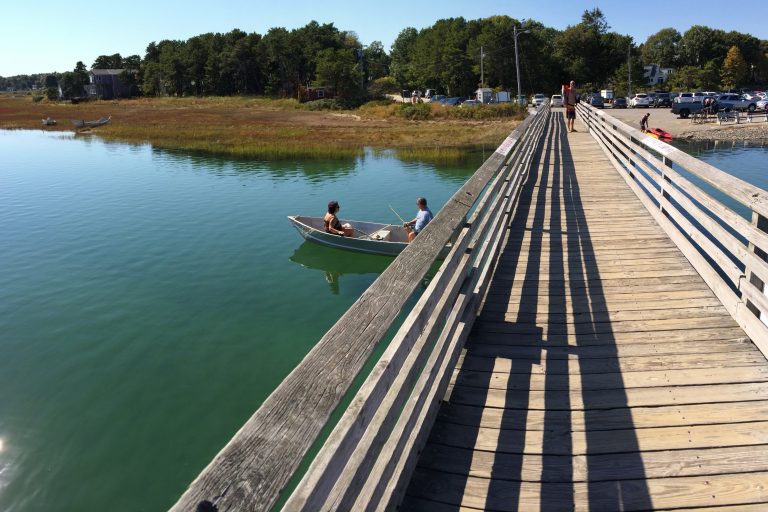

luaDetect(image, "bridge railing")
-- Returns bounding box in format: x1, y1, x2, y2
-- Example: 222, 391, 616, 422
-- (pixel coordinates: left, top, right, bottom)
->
171, 103, 551, 512
577, 102, 768, 355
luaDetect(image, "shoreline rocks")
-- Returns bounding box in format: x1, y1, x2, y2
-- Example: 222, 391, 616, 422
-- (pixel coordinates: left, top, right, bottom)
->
678, 123, 768, 142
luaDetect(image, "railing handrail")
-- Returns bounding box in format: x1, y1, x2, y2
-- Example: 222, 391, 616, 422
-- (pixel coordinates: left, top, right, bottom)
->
170, 105, 550, 512
577, 102, 768, 357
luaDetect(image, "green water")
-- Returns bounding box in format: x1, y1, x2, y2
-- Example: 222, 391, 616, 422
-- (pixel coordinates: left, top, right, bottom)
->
0, 130, 483, 512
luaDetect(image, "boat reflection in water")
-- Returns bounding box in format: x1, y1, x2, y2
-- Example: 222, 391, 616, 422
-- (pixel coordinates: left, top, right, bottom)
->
289, 241, 440, 294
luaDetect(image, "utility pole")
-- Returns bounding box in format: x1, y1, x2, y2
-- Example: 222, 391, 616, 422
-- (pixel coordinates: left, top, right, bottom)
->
514, 26, 530, 106
480, 46, 485, 88
628, 45, 632, 98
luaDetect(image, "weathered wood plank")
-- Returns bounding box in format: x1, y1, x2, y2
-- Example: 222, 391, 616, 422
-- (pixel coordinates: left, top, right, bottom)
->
447, 382, 768, 410
495, 297, 724, 317
451, 363, 768, 391
461, 337, 756, 360
424, 420, 768, 455
435, 400, 768, 432
415, 442, 768, 482
474, 316, 739, 335
450, 350, 766, 376
406, 468, 768, 511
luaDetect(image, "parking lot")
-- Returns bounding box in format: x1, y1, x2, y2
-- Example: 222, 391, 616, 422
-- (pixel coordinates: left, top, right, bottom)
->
559, 103, 768, 140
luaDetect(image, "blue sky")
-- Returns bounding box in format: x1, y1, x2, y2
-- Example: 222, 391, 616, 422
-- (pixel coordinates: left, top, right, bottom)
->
2, 0, 766, 76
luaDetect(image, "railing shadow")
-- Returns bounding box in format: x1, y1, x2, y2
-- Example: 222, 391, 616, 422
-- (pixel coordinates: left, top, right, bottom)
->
558, 114, 653, 510
401, 111, 653, 510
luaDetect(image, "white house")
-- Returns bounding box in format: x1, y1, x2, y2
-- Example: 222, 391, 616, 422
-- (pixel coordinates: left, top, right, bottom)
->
644, 65, 674, 86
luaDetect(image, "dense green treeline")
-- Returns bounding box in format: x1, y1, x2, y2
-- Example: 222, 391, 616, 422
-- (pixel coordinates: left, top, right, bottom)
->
136, 22, 389, 99
2, 10, 767, 98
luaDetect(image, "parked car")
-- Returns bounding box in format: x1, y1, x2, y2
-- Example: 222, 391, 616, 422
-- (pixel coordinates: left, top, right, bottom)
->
531, 93, 547, 107
652, 92, 671, 108
441, 97, 462, 106
588, 93, 604, 108
669, 92, 680, 102
612, 97, 627, 108
461, 99, 481, 107
550, 94, 563, 107
671, 100, 705, 119
756, 98, 768, 111
692, 91, 706, 103
716, 94, 757, 112
630, 93, 651, 107
676, 92, 695, 103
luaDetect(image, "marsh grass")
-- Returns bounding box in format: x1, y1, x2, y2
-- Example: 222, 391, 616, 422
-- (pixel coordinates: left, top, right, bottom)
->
394, 147, 468, 164
1, 95, 521, 161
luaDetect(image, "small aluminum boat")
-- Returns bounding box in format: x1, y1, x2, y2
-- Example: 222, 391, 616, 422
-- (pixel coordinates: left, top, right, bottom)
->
288, 215, 449, 257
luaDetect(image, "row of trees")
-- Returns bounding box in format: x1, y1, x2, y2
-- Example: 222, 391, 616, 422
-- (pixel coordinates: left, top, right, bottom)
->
3, 12, 767, 99
136, 23, 389, 98
644, 26, 768, 91
390, 10, 646, 98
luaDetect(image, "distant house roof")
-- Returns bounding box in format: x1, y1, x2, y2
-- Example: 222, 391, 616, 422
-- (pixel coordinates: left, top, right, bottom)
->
90, 69, 129, 76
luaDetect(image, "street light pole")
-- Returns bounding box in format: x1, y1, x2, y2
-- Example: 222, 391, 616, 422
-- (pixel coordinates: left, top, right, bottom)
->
480, 46, 485, 88
514, 26, 530, 106
627, 45, 632, 98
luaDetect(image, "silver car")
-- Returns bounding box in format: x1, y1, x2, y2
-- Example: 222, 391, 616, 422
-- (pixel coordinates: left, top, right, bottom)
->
716, 94, 757, 112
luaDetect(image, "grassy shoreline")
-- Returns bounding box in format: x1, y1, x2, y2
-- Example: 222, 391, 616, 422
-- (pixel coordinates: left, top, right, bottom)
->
0, 95, 523, 161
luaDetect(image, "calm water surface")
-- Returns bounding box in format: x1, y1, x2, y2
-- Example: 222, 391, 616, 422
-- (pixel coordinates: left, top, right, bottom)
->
671, 139, 768, 219
0, 130, 484, 512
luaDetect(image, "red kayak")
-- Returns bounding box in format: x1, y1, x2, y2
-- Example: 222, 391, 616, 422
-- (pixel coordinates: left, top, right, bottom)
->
645, 127, 673, 142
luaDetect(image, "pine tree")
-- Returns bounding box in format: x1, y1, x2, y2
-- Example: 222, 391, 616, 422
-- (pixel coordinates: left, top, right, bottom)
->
721, 46, 748, 89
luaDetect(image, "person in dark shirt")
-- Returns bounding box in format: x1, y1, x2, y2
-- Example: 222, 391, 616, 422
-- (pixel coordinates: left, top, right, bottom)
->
640, 112, 650, 132
324, 200, 345, 236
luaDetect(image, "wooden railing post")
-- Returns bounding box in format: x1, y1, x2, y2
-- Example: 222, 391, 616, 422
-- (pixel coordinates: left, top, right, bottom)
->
745, 211, 768, 319
659, 156, 673, 215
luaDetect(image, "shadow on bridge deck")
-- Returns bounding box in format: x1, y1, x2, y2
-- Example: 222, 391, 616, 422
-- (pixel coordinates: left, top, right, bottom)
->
403, 115, 652, 511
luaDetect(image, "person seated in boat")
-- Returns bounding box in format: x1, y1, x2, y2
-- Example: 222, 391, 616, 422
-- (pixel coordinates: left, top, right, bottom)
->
403, 197, 434, 243
324, 200, 347, 236
640, 112, 650, 133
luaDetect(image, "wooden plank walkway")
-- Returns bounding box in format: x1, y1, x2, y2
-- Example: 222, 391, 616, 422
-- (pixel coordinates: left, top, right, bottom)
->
400, 112, 768, 511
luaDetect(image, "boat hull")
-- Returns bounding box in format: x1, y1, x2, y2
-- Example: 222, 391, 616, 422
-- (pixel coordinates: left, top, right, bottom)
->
647, 128, 673, 142
288, 216, 449, 258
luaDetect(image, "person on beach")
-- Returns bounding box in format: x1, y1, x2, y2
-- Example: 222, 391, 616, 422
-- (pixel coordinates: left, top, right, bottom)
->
324, 200, 346, 236
564, 80, 578, 132
403, 197, 434, 242
641, 112, 650, 132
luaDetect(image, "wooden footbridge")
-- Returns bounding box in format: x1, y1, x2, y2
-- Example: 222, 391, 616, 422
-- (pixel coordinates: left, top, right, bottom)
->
173, 103, 768, 511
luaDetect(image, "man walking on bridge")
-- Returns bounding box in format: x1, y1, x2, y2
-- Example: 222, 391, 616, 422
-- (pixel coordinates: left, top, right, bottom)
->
564, 80, 578, 133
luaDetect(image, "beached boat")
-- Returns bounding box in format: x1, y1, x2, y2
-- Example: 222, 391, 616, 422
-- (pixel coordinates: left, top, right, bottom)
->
646, 127, 673, 142
288, 215, 449, 257
71, 116, 111, 129
41, 117, 57, 126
